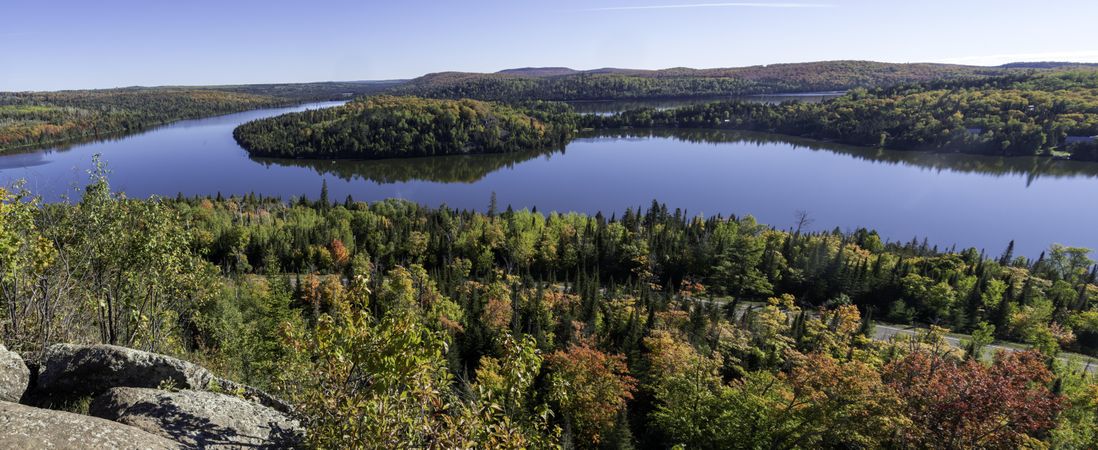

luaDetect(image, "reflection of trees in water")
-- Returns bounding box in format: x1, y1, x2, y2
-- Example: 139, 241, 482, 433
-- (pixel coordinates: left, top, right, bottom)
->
584, 129, 1098, 185
253, 147, 562, 184
1, 129, 145, 157
567, 93, 839, 115
256, 128, 1098, 187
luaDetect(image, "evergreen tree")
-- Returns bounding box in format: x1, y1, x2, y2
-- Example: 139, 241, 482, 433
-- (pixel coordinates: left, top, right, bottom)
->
999, 240, 1016, 266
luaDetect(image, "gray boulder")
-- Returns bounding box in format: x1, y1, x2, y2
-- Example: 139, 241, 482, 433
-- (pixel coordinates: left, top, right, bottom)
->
90, 387, 302, 449
35, 344, 290, 413
0, 400, 182, 449
38, 344, 214, 396
0, 344, 29, 402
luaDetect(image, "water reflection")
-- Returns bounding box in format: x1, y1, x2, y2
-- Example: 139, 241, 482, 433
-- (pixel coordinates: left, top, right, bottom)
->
588, 129, 1098, 184
256, 127, 1098, 187
253, 147, 562, 184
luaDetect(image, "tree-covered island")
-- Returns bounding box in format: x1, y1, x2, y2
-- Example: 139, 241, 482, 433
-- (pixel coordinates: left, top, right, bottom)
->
233, 96, 576, 159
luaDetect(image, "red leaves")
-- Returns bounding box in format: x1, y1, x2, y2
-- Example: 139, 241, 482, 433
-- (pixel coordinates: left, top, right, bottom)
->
883, 349, 1062, 449
546, 345, 637, 445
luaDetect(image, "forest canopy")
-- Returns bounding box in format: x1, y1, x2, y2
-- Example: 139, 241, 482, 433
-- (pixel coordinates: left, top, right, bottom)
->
585, 71, 1098, 160
393, 61, 1022, 101
233, 96, 577, 159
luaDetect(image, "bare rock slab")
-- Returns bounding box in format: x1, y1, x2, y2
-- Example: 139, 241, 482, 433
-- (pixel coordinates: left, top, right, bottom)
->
90, 387, 303, 449
35, 344, 291, 414
0, 400, 182, 449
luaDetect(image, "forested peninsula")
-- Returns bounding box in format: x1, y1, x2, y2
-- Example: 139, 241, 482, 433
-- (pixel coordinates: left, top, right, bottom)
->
233, 96, 576, 159
587, 71, 1098, 160
0, 81, 394, 153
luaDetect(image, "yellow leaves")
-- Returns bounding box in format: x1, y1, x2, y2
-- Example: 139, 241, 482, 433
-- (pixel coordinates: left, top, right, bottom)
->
803, 304, 865, 358
644, 329, 719, 382
768, 293, 797, 311
0, 186, 56, 282
654, 309, 690, 331
546, 344, 636, 445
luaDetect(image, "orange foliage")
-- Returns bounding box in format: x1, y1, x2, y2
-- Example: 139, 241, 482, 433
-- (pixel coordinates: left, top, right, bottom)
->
546, 345, 637, 444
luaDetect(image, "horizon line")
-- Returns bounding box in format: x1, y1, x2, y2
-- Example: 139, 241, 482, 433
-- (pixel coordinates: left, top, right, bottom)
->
580, 2, 836, 12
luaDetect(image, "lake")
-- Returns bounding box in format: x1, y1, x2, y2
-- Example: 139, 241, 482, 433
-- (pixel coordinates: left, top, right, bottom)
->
2, 101, 1096, 257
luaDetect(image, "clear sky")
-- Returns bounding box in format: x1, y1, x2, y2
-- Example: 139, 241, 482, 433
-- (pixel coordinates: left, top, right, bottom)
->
2, 0, 1097, 91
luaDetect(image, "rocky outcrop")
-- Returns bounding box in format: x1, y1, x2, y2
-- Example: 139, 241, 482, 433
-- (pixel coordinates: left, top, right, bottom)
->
0, 345, 29, 403
34, 344, 290, 413
37, 344, 214, 396
1, 343, 301, 448
89, 387, 302, 449
0, 400, 182, 449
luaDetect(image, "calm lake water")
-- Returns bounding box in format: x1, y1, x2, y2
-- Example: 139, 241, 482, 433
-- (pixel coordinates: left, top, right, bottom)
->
2, 101, 1096, 257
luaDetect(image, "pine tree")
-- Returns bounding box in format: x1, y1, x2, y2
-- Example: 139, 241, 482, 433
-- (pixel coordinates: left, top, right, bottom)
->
859, 306, 876, 338
1021, 276, 1036, 306
998, 240, 1015, 266
319, 179, 330, 209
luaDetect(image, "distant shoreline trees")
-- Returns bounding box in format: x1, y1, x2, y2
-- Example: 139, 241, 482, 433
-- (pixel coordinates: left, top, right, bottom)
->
583, 71, 1098, 161
236, 71, 1098, 162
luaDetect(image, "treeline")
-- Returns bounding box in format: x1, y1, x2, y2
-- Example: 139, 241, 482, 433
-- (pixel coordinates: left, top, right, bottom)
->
393, 72, 763, 101
0, 81, 394, 153
584, 71, 1098, 159
179, 192, 1098, 357
4, 173, 1098, 447
394, 61, 1015, 102
233, 96, 576, 159
213, 80, 402, 102
0, 88, 287, 152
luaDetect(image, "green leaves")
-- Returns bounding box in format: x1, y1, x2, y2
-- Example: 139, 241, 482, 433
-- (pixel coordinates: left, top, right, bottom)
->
234, 96, 576, 160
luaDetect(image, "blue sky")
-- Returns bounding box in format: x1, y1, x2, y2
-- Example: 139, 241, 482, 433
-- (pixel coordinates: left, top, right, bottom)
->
2, 0, 1097, 91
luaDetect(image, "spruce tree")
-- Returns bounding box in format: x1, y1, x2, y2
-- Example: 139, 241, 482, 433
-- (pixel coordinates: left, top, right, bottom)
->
319, 179, 330, 209
998, 240, 1015, 266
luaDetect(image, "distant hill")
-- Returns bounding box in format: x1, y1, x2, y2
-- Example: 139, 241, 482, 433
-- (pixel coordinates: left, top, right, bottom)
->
496, 67, 579, 77
1000, 61, 1098, 69
214, 80, 407, 101
394, 60, 1024, 101
495, 67, 644, 77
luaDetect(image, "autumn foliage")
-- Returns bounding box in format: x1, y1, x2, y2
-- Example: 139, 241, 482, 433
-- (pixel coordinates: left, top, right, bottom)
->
883, 349, 1062, 449
546, 344, 637, 444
